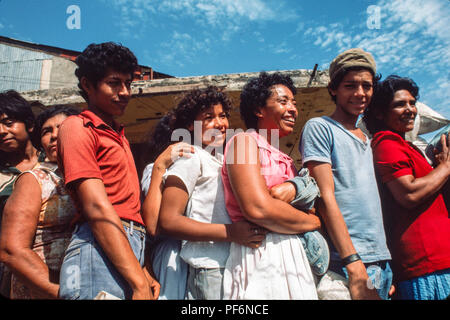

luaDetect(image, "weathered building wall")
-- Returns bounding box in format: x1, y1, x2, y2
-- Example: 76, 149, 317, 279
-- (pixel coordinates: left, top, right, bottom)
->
0, 43, 78, 92
0, 43, 53, 92
48, 56, 78, 89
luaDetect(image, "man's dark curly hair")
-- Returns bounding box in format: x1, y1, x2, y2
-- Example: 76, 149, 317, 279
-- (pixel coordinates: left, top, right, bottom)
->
0, 90, 35, 130
239, 71, 297, 130
31, 105, 80, 152
363, 75, 419, 135
328, 66, 381, 103
143, 86, 232, 163
75, 42, 138, 102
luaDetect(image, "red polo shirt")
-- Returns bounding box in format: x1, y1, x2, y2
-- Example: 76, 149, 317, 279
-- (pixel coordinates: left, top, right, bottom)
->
372, 130, 450, 282
57, 109, 144, 225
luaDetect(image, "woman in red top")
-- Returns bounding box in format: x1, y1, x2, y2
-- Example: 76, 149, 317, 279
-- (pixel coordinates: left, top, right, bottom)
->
363, 75, 450, 300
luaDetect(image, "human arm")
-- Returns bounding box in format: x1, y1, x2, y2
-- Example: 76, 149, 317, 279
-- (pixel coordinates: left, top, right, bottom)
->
141, 142, 195, 236
269, 169, 319, 214
226, 134, 320, 234
385, 134, 450, 209
142, 245, 160, 300
0, 173, 59, 299
306, 161, 380, 300
72, 178, 150, 299
158, 175, 266, 248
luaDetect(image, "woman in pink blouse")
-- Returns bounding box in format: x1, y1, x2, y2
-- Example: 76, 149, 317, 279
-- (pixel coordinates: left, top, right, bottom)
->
221, 72, 321, 299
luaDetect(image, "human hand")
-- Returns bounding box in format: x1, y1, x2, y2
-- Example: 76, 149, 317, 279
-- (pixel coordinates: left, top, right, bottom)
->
434, 133, 450, 172
227, 220, 268, 249
131, 282, 152, 300
154, 142, 195, 171
388, 284, 395, 298
346, 261, 381, 300
269, 182, 296, 203
143, 265, 161, 300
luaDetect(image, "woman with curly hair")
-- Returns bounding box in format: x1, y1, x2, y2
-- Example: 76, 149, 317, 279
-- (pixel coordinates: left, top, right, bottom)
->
141, 86, 265, 300
221, 72, 321, 299
363, 75, 450, 300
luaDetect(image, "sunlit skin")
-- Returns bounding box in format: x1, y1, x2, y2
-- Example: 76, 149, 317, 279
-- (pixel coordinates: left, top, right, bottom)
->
191, 103, 229, 148
330, 70, 374, 128
0, 113, 38, 171
81, 70, 132, 128
256, 85, 298, 140
40, 113, 68, 163
0, 114, 32, 153
381, 89, 417, 137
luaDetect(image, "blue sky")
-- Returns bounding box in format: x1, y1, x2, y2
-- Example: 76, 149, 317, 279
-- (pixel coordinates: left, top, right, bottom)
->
1, 0, 449, 131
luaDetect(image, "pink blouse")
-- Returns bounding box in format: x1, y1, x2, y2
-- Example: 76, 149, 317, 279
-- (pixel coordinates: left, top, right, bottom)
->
221, 130, 297, 222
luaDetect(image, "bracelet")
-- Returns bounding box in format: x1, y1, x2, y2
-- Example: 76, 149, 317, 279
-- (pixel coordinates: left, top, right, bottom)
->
342, 253, 361, 266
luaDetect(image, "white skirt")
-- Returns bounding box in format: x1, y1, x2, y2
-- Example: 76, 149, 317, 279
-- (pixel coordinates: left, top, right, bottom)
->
223, 232, 318, 300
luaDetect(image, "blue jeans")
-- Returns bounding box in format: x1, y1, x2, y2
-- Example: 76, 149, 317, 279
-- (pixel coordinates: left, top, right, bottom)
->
398, 268, 450, 300
59, 221, 147, 300
329, 260, 393, 300
299, 231, 330, 276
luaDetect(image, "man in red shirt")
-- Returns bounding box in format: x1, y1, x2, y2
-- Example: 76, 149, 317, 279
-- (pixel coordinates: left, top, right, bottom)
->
57, 42, 157, 300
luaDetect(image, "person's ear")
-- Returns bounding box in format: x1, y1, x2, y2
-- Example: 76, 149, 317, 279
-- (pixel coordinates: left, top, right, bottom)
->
80, 77, 93, 94
254, 107, 264, 119
328, 83, 337, 99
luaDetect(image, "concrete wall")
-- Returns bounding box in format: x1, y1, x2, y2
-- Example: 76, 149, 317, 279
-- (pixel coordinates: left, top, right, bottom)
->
0, 43, 78, 92
49, 56, 78, 89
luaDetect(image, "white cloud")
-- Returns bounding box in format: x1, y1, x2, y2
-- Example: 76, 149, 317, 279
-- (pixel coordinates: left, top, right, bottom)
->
299, 0, 449, 119
107, 0, 295, 34
158, 0, 289, 25
272, 41, 291, 54
155, 30, 213, 68
302, 0, 450, 74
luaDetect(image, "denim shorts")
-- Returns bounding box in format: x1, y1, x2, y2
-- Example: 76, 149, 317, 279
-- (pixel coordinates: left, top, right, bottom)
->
59, 221, 147, 300
288, 168, 320, 211
299, 231, 330, 276
398, 268, 450, 300
186, 266, 224, 300
329, 259, 393, 300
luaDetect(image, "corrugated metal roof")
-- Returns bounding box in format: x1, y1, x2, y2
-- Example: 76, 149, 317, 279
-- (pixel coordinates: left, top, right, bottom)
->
0, 43, 53, 92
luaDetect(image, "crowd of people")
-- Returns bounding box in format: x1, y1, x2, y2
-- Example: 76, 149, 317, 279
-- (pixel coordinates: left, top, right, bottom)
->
0, 42, 448, 300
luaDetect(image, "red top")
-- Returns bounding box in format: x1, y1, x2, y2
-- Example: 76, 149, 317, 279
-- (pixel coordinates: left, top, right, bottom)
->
371, 130, 450, 281
57, 110, 143, 225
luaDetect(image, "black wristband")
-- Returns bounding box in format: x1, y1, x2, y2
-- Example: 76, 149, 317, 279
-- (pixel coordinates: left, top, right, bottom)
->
342, 253, 361, 266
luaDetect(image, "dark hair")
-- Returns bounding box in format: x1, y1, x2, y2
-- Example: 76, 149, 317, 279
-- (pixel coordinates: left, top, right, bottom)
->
239, 71, 297, 129
0, 90, 35, 130
31, 105, 80, 151
144, 86, 232, 163
327, 66, 381, 103
75, 42, 138, 102
363, 75, 419, 135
